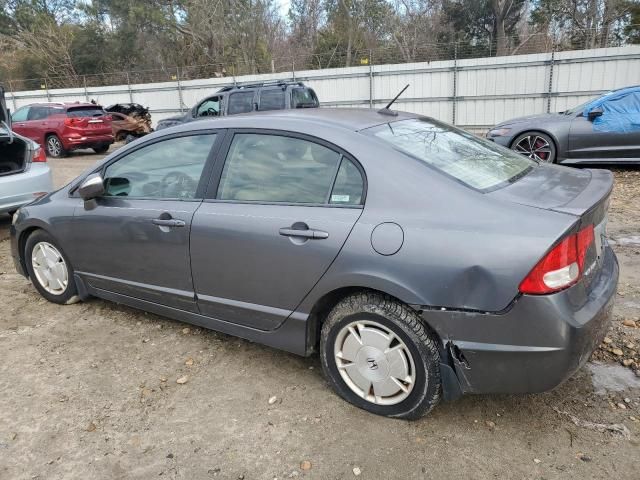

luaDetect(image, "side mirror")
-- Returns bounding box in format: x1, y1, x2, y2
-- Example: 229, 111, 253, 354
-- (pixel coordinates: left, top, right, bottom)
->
587, 107, 603, 121
78, 173, 105, 200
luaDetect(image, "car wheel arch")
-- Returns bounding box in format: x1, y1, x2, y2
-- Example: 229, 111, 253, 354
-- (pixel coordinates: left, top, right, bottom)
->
305, 286, 444, 356
18, 226, 47, 276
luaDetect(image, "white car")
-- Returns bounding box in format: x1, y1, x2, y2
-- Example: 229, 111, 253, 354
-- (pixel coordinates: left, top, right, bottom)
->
0, 86, 53, 215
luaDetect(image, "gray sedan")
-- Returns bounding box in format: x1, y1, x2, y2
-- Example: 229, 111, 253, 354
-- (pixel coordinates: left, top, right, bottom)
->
10, 108, 618, 419
487, 85, 640, 164
0, 87, 53, 215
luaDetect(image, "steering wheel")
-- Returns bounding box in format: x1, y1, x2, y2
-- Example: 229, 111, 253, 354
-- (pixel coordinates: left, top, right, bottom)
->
160, 171, 198, 198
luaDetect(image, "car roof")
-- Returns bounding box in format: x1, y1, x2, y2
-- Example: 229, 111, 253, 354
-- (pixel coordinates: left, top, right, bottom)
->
25, 102, 102, 109
177, 108, 421, 132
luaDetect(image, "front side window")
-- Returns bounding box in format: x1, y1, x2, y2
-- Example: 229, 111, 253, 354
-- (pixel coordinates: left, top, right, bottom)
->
196, 97, 221, 117
367, 118, 534, 191
228, 92, 254, 115
217, 133, 342, 204
258, 89, 285, 111
27, 106, 49, 121
11, 107, 29, 122
103, 134, 217, 199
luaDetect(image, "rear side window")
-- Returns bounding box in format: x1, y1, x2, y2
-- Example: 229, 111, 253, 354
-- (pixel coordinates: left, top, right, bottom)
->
292, 88, 319, 108
368, 118, 534, 191
67, 106, 106, 118
217, 133, 342, 204
258, 89, 285, 111
228, 92, 254, 115
330, 158, 364, 205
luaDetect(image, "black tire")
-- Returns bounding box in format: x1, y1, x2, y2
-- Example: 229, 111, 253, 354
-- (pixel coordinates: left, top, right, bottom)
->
93, 144, 110, 154
511, 131, 556, 163
45, 134, 67, 158
24, 230, 80, 305
320, 292, 441, 419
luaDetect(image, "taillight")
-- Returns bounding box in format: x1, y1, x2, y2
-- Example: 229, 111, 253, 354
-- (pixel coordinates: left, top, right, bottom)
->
519, 225, 595, 294
33, 147, 47, 162
64, 117, 83, 126
103, 114, 112, 121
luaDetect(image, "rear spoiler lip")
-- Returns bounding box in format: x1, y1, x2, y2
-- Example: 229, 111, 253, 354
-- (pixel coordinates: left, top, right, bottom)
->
548, 169, 614, 217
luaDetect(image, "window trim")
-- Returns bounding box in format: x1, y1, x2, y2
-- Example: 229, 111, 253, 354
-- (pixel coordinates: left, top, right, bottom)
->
203, 128, 367, 208
69, 129, 228, 201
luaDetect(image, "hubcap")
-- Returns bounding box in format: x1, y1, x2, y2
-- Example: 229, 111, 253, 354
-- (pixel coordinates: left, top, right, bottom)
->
334, 320, 416, 406
513, 135, 552, 162
31, 242, 68, 295
47, 137, 61, 156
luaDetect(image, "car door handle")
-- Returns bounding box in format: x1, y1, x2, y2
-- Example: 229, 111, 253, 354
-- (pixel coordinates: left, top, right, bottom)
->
279, 227, 329, 239
152, 218, 185, 227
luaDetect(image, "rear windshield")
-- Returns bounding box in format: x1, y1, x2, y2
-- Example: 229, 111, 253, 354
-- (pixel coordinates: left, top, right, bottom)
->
367, 118, 534, 191
292, 88, 319, 108
67, 106, 106, 118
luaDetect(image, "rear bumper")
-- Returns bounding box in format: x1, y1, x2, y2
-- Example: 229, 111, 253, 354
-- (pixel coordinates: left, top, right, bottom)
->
62, 133, 114, 150
424, 245, 618, 395
0, 164, 53, 214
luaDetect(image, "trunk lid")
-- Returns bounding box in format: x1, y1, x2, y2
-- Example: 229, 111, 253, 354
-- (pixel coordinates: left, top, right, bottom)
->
66, 106, 112, 135
488, 164, 612, 217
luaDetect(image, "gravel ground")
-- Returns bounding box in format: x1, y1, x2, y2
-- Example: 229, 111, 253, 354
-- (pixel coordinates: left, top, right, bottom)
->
1, 147, 640, 480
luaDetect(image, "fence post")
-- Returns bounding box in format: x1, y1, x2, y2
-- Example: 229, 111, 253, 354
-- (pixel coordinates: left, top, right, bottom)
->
8, 80, 17, 112
83, 75, 89, 102
452, 42, 458, 126
176, 67, 185, 113
44, 79, 51, 102
126, 72, 134, 103
292, 59, 296, 82
546, 47, 555, 113
369, 49, 373, 108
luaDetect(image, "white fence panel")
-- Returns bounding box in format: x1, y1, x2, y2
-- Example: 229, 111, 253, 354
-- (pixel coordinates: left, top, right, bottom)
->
6, 45, 640, 132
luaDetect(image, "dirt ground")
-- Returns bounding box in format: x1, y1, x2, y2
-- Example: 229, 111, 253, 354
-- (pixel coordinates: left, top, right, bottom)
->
1, 147, 640, 480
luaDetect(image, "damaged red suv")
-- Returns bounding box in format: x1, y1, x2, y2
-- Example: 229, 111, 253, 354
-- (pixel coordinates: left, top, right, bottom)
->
11, 102, 114, 157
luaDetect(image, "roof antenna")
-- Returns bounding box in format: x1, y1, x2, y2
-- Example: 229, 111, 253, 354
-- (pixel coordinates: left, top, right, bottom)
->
378, 84, 409, 116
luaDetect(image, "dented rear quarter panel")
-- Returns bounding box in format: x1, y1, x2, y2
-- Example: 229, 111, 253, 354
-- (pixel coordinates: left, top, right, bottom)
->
298, 133, 580, 315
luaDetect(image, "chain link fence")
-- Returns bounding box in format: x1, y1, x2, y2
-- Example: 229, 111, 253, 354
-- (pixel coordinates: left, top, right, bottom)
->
5, 27, 639, 93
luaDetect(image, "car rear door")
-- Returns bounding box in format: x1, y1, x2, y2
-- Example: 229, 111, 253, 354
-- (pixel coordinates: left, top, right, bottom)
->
69, 131, 223, 311
190, 130, 365, 330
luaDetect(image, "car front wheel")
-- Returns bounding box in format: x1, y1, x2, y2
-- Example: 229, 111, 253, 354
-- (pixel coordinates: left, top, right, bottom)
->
320, 293, 441, 419
511, 131, 556, 163
25, 230, 80, 305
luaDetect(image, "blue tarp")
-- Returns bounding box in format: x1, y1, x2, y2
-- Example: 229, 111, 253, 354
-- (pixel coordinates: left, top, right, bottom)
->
583, 85, 640, 133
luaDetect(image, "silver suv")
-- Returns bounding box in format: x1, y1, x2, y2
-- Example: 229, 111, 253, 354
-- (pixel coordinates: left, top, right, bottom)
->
156, 81, 319, 130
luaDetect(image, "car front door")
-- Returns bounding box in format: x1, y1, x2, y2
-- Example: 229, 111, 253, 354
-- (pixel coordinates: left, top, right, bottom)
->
69, 131, 222, 311
10, 106, 31, 139
568, 92, 640, 162
190, 131, 366, 330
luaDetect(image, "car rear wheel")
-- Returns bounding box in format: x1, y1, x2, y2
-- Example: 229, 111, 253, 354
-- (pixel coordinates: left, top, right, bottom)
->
25, 230, 79, 305
45, 134, 66, 158
320, 292, 441, 419
511, 132, 556, 163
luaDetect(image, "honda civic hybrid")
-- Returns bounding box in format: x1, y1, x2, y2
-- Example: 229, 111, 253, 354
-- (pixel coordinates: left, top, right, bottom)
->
10, 108, 618, 418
